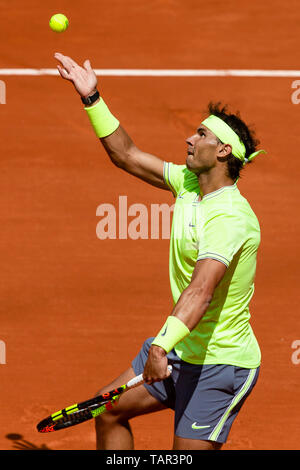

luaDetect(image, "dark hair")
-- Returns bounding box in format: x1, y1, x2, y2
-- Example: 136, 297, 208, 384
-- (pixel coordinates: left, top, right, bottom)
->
206, 102, 260, 180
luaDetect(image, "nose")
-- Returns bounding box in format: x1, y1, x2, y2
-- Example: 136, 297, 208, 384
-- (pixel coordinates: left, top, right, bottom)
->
186, 134, 197, 154
186, 132, 198, 145
186, 137, 195, 148
186, 138, 194, 155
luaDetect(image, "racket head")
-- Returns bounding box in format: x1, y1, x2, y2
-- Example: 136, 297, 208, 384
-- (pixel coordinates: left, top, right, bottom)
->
37, 368, 171, 433
37, 385, 125, 433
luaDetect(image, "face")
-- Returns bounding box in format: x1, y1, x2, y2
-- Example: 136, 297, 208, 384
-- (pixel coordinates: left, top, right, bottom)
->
186, 124, 222, 174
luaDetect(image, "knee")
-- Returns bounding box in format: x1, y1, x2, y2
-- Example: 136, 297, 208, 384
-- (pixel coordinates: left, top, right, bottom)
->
93, 391, 125, 428
94, 411, 114, 429
94, 406, 129, 433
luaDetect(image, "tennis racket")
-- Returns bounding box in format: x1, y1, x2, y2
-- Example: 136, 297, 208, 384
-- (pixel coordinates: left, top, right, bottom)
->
37, 365, 172, 433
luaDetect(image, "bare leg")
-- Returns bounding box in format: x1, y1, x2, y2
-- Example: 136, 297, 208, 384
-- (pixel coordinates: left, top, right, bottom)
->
95, 367, 167, 450
173, 436, 223, 451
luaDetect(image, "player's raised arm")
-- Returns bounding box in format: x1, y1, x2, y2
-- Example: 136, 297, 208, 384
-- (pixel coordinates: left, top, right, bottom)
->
54, 52, 168, 190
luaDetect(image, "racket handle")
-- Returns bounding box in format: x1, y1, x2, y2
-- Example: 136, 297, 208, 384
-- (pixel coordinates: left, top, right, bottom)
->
126, 365, 173, 389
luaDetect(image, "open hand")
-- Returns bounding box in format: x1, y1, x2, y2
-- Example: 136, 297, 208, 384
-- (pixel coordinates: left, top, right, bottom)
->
54, 52, 98, 99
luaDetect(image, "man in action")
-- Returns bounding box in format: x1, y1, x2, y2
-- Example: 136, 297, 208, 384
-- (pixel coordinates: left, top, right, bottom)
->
54, 52, 265, 450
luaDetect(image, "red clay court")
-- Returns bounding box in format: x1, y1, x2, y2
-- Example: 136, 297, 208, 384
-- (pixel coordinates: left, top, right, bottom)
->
0, 0, 299, 450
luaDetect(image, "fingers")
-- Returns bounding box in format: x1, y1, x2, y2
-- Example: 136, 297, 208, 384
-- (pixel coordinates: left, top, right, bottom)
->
54, 52, 68, 68
64, 55, 79, 68
56, 64, 70, 80
55, 53, 93, 74
54, 52, 98, 97
144, 377, 154, 386
55, 53, 94, 81
54, 52, 79, 74
143, 365, 171, 385
83, 59, 92, 71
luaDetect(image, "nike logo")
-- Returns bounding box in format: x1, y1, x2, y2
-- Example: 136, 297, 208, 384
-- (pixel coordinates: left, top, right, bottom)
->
161, 326, 168, 336
191, 422, 211, 430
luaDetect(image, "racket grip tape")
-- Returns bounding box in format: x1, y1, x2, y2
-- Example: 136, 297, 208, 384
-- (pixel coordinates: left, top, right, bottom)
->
126, 365, 173, 389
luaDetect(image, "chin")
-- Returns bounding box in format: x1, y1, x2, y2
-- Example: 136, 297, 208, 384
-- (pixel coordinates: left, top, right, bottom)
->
186, 155, 194, 170
186, 157, 198, 173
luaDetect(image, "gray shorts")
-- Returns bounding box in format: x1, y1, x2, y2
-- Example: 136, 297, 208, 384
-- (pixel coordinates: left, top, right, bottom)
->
132, 337, 260, 443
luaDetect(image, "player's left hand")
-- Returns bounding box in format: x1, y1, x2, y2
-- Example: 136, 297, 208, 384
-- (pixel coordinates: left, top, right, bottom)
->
54, 52, 98, 99
143, 345, 170, 384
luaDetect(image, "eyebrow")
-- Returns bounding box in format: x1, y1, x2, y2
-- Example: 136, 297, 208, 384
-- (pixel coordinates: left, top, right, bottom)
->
197, 125, 222, 143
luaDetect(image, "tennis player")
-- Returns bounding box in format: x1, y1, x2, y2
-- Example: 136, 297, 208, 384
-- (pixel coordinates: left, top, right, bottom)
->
54, 53, 265, 451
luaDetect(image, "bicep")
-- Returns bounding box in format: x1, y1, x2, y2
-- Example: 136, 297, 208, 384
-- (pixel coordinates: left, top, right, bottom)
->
190, 258, 227, 293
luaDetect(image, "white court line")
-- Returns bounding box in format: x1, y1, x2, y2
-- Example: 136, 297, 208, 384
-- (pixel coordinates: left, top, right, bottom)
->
0, 68, 300, 77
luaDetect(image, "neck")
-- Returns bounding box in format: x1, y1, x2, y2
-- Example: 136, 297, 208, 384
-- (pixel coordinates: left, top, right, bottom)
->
197, 167, 234, 197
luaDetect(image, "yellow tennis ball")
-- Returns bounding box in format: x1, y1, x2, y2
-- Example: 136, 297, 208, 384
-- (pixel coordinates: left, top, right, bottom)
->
49, 14, 69, 33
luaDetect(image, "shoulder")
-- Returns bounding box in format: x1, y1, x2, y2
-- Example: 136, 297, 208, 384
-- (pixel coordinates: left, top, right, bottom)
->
164, 162, 199, 196
231, 191, 260, 231
202, 187, 260, 235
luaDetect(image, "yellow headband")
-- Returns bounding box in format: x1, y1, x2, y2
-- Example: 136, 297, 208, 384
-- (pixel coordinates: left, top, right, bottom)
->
202, 115, 266, 165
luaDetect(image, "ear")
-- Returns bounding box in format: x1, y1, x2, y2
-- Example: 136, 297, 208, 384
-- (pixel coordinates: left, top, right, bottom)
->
217, 143, 232, 158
